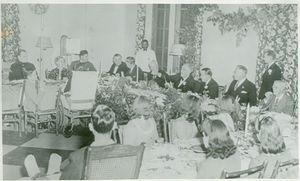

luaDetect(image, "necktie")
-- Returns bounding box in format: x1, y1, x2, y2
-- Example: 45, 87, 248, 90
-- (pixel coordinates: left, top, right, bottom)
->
234, 81, 239, 91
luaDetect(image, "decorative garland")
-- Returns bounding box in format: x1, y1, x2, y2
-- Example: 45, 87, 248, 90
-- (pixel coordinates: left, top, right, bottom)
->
207, 4, 298, 105
1, 4, 21, 62
135, 4, 146, 55
178, 4, 218, 75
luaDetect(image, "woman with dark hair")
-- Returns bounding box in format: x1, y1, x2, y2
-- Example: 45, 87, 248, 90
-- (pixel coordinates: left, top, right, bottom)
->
249, 116, 293, 178
60, 105, 117, 180
196, 119, 241, 179
123, 96, 159, 145
171, 95, 202, 141
48, 56, 71, 80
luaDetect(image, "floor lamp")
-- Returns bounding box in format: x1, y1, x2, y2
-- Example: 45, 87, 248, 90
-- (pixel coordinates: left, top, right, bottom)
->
29, 4, 51, 79
169, 44, 185, 73
36, 36, 53, 78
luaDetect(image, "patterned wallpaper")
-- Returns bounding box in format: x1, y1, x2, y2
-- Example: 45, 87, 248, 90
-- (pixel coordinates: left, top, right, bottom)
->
254, 4, 298, 104
135, 4, 146, 55
1, 4, 21, 63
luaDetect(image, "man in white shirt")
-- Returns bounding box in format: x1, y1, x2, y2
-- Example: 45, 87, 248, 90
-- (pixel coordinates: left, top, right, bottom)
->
135, 39, 157, 73
225, 65, 257, 106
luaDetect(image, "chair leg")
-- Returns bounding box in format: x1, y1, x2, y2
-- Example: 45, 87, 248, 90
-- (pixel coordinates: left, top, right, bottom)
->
35, 114, 39, 138
18, 112, 22, 137
24, 114, 28, 135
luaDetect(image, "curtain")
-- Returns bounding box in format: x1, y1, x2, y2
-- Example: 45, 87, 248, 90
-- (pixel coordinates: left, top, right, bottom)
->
135, 4, 146, 55
255, 4, 298, 104
1, 4, 21, 63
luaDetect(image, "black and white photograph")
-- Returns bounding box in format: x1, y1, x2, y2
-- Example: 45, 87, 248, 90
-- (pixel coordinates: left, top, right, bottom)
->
1, 1, 299, 180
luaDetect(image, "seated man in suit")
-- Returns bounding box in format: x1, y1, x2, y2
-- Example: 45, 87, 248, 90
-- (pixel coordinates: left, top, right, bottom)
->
124, 56, 144, 82
226, 65, 257, 106
147, 60, 169, 88
107, 54, 129, 77
194, 68, 219, 99
168, 63, 195, 93
261, 80, 294, 115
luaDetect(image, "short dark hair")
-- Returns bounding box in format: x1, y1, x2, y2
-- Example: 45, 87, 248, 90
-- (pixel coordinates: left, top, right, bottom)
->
91, 105, 115, 134
79, 50, 88, 57
141, 39, 148, 44
113, 53, 122, 59
18, 49, 26, 56
236, 65, 247, 75
264, 49, 276, 59
201, 67, 212, 76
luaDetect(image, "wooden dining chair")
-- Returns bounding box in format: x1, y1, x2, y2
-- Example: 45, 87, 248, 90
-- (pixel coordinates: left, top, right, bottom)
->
220, 160, 268, 179
271, 159, 299, 179
25, 83, 60, 138
2, 80, 26, 137
82, 144, 145, 180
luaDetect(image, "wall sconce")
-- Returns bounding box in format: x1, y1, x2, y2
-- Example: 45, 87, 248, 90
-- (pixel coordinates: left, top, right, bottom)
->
169, 44, 185, 73
36, 37, 53, 50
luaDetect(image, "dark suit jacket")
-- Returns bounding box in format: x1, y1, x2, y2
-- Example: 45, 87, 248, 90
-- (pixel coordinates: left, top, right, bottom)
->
194, 78, 219, 99
169, 73, 195, 93
125, 65, 144, 82
226, 79, 257, 106
108, 61, 129, 77
264, 93, 294, 116
258, 63, 281, 99
147, 69, 169, 88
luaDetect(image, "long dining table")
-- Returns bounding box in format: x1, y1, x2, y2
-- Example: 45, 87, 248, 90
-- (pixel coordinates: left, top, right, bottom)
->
138, 112, 298, 179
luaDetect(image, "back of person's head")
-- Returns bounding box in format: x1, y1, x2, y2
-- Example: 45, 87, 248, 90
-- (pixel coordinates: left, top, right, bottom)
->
125, 56, 135, 65
259, 116, 285, 154
207, 119, 236, 159
264, 49, 276, 60
236, 65, 247, 75
79, 50, 88, 58
91, 105, 115, 134
132, 95, 152, 118
201, 67, 212, 76
23, 63, 36, 77
180, 95, 201, 123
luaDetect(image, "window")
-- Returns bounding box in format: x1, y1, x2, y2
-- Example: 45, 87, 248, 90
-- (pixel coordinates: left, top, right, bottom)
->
152, 4, 170, 71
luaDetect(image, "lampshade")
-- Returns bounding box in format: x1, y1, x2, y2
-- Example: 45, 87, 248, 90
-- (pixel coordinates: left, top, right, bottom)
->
36, 37, 53, 49
169, 44, 185, 56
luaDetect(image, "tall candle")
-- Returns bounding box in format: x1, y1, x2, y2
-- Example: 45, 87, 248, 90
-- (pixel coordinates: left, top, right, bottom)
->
136, 65, 139, 82
99, 60, 102, 74
244, 103, 250, 138
58, 68, 61, 81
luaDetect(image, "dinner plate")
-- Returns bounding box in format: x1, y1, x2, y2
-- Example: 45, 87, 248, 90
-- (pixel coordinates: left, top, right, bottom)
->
190, 145, 207, 153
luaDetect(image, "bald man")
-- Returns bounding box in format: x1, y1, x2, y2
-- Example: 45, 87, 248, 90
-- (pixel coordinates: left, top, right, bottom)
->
262, 80, 294, 115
